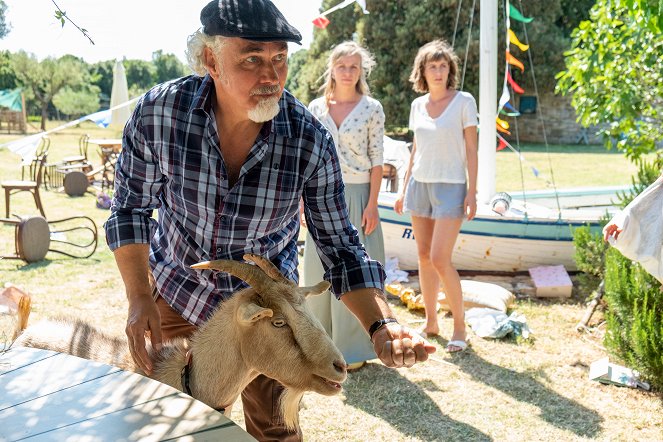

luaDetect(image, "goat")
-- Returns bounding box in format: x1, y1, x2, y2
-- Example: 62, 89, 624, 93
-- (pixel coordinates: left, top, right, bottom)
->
12, 254, 347, 430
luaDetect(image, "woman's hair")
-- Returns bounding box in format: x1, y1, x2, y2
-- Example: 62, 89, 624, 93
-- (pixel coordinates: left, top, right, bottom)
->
409, 39, 460, 93
321, 41, 376, 103
185, 29, 227, 77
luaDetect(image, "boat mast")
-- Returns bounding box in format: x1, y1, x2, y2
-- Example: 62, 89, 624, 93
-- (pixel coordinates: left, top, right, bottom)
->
477, 0, 498, 204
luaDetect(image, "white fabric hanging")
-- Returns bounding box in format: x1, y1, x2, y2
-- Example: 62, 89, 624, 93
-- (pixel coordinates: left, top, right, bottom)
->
605, 176, 663, 283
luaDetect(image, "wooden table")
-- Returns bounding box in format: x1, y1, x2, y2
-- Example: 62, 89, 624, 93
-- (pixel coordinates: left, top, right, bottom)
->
88, 138, 122, 152
0, 346, 255, 441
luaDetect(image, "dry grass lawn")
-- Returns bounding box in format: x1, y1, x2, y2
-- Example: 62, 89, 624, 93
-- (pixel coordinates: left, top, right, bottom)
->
1, 124, 661, 441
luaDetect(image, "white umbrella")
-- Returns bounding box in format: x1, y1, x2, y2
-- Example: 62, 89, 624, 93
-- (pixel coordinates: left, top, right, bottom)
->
110, 60, 130, 129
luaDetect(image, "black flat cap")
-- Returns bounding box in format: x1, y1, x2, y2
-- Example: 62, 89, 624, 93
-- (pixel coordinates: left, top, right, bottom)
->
200, 0, 302, 44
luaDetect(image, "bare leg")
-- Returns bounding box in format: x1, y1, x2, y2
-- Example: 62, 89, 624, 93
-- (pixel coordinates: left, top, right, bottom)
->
431, 217, 466, 350
411, 216, 439, 336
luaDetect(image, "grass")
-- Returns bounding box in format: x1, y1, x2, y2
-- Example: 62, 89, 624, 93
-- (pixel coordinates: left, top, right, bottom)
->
1, 123, 661, 441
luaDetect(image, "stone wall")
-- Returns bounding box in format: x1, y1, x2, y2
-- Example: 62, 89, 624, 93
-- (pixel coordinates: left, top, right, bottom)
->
510, 94, 603, 145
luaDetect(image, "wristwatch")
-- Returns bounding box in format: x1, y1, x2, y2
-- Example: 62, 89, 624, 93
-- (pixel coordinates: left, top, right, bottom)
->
368, 318, 399, 340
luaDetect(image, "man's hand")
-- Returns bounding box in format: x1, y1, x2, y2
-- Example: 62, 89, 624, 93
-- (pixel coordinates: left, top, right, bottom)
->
372, 323, 436, 368
125, 295, 163, 375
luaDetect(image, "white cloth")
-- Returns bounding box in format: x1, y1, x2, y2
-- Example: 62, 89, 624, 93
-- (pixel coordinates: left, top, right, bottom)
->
308, 95, 385, 184
408, 91, 478, 183
605, 176, 663, 282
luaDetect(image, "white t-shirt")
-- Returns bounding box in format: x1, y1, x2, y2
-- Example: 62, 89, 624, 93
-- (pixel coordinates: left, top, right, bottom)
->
309, 95, 384, 184
408, 91, 478, 183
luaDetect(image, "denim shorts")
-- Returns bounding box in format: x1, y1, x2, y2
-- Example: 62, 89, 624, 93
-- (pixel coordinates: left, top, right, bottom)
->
403, 178, 467, 219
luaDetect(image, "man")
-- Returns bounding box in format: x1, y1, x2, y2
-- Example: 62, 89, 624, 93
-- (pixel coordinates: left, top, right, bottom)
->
105, 0, 435, 440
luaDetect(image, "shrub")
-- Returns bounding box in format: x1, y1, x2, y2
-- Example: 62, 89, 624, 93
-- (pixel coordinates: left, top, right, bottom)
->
604, 247, 663, 389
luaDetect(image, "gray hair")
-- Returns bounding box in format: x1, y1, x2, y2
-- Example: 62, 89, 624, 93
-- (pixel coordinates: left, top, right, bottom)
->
186, 29, 227, 76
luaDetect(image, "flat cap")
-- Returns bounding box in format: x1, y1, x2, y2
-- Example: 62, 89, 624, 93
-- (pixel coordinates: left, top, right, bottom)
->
200, 0, 302, 44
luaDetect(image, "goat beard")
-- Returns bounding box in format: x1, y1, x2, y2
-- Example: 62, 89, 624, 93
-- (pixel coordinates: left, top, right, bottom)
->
279, 388, 305, 431
247, 85, 281, 123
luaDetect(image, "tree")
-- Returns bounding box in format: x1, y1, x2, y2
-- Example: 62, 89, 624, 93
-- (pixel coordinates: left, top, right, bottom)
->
152, 50, 188, 84
0, 50, 17, 89
53, 85, 100, 118
556, 2, 663, 161
125, 59, 156, 92
11, 52, 90, 130
0, 0, 9, 39
285, 48, 308, 95
90, 60, 115, 102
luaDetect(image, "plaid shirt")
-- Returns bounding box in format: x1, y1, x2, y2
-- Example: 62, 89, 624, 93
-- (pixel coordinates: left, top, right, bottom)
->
105, 75, 385, 326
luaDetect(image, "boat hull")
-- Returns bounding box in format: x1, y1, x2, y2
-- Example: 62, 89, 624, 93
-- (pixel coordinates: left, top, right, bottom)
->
379, 192, 609, 272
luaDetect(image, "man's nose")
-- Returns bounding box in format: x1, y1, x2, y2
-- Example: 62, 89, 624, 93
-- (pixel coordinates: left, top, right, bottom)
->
260, 62, 280, 83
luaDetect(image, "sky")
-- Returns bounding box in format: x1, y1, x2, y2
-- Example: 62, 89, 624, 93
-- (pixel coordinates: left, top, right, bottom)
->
1, 0, 322, 63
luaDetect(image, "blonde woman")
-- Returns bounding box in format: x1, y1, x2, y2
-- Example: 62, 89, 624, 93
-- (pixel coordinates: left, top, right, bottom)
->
394, 40, 478, 352
302, 41, 385, 370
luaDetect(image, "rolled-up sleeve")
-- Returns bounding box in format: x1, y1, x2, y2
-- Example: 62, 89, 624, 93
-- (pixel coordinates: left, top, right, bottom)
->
303, 131, 386, 297
104, 99, 163, 250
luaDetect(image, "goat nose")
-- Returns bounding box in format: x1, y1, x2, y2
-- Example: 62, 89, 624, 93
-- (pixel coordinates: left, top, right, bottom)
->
333, 360, 346, 374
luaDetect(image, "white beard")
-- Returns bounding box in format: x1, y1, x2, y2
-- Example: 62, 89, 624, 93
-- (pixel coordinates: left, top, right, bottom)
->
248, 96, 281, 123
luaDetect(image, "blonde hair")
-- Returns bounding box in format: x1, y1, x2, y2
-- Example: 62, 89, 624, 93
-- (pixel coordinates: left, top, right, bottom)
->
321, 41, 376, 103
409, 39, 459, 93
185, 30, 227, 77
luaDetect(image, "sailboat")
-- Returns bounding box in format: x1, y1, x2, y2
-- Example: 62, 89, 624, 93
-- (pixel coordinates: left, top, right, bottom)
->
378, 1, 617, 272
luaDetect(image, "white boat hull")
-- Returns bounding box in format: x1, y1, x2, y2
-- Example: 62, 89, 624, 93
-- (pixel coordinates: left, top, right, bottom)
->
379, 191, 614, 272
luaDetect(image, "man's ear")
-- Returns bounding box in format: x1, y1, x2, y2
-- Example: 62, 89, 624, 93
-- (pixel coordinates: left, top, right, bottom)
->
203, 46, 221, 79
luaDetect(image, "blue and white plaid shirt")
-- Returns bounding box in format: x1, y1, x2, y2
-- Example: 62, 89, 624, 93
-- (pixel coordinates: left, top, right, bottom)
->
105, 75, 385, 326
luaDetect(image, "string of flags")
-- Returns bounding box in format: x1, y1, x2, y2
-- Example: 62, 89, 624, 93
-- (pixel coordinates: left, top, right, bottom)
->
312, 0, 369, 29
496, 0, 541, 179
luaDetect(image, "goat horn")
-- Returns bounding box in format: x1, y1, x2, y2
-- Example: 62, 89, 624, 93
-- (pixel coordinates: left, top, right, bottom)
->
243, 254, 290, 284
191, 259, 271, 292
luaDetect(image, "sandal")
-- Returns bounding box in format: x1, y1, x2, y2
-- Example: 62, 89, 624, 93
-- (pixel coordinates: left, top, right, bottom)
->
446, 340, 468, 353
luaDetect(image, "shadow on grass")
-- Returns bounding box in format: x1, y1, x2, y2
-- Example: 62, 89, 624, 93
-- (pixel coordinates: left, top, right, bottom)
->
343, 364, 492, 441
450, 350, 603, 437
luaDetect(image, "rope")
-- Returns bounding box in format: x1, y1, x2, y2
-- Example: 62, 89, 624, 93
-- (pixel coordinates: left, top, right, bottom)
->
460, 0, 476, 91
451, 0, 463, 49
516, 0, 562, 217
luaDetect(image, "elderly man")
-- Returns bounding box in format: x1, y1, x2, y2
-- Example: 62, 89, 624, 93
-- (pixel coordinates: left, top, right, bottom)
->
105, 0, 435, 439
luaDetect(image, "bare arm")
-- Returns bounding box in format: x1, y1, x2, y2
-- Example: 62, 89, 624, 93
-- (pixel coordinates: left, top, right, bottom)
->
113, 243, 162, 374
341, 288, 435, 368
394, 139, 416, 215
464, 126, 478, 220
362, 164, 383, 235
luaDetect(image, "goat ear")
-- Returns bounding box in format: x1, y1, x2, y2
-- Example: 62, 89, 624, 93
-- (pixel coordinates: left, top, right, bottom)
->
301, 281, 331, 298
238, 302, 274, 324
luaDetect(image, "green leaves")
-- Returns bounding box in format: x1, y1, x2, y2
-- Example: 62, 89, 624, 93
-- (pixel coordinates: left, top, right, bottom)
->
556, 2, 663, 161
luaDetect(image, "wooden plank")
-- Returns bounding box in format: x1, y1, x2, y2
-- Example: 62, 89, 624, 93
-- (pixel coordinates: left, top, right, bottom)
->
29, 396, 255, 441
0, 346, 59, 376
0, 351, 121, 410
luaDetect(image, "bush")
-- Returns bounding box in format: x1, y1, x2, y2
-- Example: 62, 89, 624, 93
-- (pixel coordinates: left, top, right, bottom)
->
604, 247, 663, 389
573, 224, 609, 298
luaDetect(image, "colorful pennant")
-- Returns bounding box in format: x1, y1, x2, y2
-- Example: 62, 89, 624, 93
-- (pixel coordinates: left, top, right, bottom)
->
509, 4, 533, 23
506, 52, 524, 72
507, 71, 525, 94
508, 29, 529, 51
500, 102, 521, 117
497, 138, 508, 151
312, 16, 330, 29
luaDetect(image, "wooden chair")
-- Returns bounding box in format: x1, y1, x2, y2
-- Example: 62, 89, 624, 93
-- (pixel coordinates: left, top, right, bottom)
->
62, 133, 90, 165
1, 215, 98, 263
382, 163, 399, 193
2, 155, 47, 217
20, 136, 50, 181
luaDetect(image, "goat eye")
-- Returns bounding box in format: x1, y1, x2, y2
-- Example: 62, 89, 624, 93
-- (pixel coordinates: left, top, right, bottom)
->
272, 319, 286, 328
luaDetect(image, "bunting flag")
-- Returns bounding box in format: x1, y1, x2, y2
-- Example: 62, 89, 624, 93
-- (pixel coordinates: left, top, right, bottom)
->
496, 121, 511, 135
499, 82, 510, 110
508, 29, 529, 51
313, 0, 369, 28
506, 51, 525, 72
312, 16, 331, 29
496, 117, 510, 131
531, 166, 540, 177
509, 4, 533, 23
507, 71, 525, 94
500, 102, 521, 117
497, 138, 508, 151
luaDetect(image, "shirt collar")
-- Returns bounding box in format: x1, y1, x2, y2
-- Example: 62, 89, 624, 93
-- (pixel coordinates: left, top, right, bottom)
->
191, 75, 294, 139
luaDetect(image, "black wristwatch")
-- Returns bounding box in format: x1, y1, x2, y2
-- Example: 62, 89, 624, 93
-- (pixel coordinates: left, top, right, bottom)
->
368, 318, 399, 340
